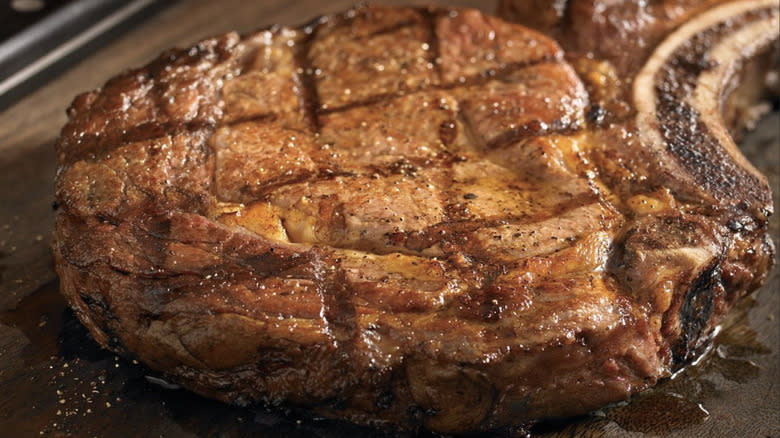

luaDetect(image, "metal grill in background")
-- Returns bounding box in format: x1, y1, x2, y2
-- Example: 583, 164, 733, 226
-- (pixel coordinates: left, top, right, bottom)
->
0, 0, 168, 110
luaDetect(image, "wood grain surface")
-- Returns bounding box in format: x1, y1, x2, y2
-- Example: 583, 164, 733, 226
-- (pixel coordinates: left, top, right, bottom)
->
0, 1, 778, 437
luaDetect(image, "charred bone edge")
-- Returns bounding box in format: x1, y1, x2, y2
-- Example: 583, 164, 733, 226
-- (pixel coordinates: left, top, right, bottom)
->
633, 0, 779, 207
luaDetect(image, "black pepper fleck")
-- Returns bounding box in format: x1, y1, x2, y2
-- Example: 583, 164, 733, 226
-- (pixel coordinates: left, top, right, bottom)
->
586, 105, 606, 125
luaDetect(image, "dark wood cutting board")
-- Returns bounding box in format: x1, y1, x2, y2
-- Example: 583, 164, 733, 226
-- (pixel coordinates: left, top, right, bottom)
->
1, 1, 777, 437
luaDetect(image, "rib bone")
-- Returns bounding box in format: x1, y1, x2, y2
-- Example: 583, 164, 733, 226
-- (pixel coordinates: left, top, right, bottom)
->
634, 0, 779, 207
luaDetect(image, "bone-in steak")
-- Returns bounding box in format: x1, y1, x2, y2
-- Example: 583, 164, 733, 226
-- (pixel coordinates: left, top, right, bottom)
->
52, 4, 777, 434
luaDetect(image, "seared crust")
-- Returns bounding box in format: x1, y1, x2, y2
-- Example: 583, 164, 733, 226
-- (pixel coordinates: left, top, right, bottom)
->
53, 5, 775, 434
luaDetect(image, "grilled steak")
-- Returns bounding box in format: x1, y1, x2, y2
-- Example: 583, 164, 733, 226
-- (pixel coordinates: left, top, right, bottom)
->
52, 3, 777, 434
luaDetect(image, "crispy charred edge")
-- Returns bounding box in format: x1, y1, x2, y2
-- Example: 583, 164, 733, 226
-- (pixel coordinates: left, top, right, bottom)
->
57, 121, 217, 167
167, 364, 441, 435
55, 33, 240, 165
606, 205, 772, 373
52, 231, 123, 357
667, 230, 774, 369
51, 207, 320, 354
671, 257, 722, 366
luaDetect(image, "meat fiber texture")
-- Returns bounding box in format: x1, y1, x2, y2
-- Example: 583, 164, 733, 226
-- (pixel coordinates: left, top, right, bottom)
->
53, 4, 776, 434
